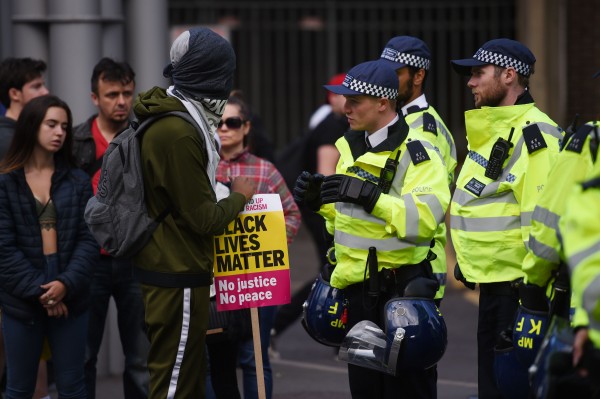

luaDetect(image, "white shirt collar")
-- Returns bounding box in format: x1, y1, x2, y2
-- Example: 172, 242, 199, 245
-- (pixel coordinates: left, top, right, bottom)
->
400, 94, 428, 116
365, 114, 400, 149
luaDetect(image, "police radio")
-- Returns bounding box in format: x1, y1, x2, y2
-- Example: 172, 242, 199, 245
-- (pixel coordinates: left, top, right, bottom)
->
379, 149, 401, 194
485, 128, 514, 180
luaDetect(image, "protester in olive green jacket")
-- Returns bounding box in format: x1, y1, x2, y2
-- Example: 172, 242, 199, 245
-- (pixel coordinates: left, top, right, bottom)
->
132, 28, 256, 399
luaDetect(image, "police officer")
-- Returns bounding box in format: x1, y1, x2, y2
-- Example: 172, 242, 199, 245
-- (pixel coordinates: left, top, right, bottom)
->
561, 162, 600, 395
449, 38, 563, 399
378, 35, 457, 304
294, 60, 450, 399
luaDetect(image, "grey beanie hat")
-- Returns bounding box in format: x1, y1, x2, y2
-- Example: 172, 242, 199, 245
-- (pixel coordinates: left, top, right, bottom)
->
163, 28, 236, 100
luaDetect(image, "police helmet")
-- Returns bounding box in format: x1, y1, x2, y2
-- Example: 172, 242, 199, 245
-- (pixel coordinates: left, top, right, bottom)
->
529, 316, 574, 399
513, 305, 550, 368
493, 345, 530, 399
339, 297, 447, 375
301, 272, 348, 347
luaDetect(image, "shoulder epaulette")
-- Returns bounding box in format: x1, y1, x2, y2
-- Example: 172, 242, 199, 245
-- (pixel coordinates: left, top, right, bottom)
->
422, 112, 437, 135
406, 139, 430, 165
522, 123, 547, 154
582, 176, 600, 190
565, 124, 594, 154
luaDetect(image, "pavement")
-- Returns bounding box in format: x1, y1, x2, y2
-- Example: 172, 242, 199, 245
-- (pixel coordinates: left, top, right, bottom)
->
86, 224, 480, 399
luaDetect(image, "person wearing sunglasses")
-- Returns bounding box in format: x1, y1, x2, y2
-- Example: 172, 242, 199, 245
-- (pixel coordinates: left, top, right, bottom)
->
206, 94, 301, 399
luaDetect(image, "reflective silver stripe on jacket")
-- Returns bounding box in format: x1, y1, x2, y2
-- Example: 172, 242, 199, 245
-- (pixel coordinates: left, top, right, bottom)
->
568, 241, 600, 273
450, 214, 521, 232
532, 205, 560, 231
334, 229, 430, 251
528, 235, 560, 263
452, 188, 518, 207
583, 274, 600, 330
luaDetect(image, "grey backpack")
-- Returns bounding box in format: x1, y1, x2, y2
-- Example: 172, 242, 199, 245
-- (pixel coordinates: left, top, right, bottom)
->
84, 111, 197, 258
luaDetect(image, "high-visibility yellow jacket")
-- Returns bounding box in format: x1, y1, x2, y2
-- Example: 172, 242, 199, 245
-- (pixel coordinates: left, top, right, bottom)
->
523, 122, 598, 287
562, 170, 600, 349
319, 118, 450, 289
450, 102, 563, 284
405, 105, 457, 299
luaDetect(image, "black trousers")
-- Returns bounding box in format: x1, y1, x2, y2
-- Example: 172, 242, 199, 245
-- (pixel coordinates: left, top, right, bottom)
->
477, 286, 519, 399
344, 280, 438, 399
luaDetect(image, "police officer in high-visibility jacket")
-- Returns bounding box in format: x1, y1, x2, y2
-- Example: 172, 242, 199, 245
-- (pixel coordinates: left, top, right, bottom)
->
561, 164, 600, 391
449, 38, 563, 399
378, 35, 458, 304
520, 120, 599, 330
294, 60, 450, 399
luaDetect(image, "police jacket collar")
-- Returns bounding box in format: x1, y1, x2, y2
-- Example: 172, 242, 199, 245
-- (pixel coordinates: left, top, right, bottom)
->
515, 88, 534, 105
344, 116, 409, 160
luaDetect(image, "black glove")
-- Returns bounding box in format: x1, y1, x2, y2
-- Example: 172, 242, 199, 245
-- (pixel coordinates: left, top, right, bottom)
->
453, 263, 475, 290
320, 174, 381, 213
293, 171, 324, 211
518, 283, 549, 312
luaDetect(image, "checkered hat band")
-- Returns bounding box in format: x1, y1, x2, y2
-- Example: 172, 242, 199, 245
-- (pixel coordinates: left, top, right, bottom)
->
381, 48, 431, 70
342, 76, 398, 99
474, 48, 532, 76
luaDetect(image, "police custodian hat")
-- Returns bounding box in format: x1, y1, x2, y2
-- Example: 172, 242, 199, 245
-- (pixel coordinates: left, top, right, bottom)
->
324, 60, 399, 100
379, 36, 432, 71
451, 38, 536, 77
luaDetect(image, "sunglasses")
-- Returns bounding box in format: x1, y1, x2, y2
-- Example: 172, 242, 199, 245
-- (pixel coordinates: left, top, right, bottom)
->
217, 117, 246, 130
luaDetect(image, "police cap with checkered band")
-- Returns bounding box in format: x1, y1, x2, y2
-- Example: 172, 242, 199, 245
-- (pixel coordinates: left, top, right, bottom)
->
451, 38, 536, 77
379, 36, 432, 71
324, 60, 399, 99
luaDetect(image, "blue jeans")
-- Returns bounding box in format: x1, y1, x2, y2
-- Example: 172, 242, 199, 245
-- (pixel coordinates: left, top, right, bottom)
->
238, 306, 277, 399
84, 256, 149, 399
2, 308, 89, 399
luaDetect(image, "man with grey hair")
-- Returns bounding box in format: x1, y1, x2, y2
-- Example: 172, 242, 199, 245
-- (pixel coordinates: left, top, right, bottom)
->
132, 28, 256, 398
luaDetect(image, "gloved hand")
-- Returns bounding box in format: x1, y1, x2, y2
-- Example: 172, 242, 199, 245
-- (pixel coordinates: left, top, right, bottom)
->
453, 263, 475, 290
518, 283, 549, 312
320, 174, 381, 213
293, 171, 324, 211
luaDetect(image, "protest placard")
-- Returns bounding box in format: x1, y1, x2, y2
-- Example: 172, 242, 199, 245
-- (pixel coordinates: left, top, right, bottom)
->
213, 193, 291, 311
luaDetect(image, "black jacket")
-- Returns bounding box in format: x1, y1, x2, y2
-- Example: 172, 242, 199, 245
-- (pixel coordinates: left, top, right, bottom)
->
0, 116, 16, 161
0, 161, 99, 321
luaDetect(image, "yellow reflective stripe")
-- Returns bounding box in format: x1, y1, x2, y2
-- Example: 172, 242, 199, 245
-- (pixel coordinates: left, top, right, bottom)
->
334, 229, 429, 251
528, 235, 560, 263
450, 214, 521, 232
452, 188, 518, 207
532, 205, 560, 230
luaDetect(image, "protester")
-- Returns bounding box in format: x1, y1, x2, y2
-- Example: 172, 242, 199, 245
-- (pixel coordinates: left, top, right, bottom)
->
0, 94, 98, 398
72, 57, 149, 399
131, 28, 256, 398
206, 93, 300, 399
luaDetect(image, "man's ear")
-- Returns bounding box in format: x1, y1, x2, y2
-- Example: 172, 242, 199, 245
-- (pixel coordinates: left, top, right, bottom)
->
8, 87, 21, 104
413, 68, 426, 87
91, 91, 99, 106
503, 67, 518, 85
